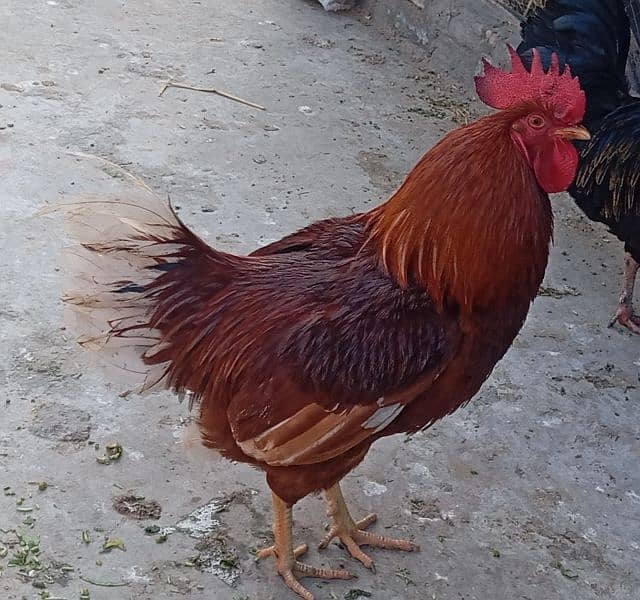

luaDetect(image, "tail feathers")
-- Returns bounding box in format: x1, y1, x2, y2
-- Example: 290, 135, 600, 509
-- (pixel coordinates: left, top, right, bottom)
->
58, 190, 239, 396
60, 196, 180, 393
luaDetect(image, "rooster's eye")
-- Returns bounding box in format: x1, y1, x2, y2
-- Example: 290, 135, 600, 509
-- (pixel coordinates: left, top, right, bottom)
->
528, 115, 546, 129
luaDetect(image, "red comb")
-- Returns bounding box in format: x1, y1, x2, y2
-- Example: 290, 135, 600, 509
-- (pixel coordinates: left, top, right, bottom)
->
474, 45, 586, 124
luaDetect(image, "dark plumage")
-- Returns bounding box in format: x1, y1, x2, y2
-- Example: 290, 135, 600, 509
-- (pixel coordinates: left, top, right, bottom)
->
518, 0, 640, 332
575, 102, 640, 256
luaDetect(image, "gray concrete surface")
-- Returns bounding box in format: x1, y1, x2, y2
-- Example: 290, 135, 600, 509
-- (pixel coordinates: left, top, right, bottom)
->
1, 1, 639, 599
359, 0, 521, 79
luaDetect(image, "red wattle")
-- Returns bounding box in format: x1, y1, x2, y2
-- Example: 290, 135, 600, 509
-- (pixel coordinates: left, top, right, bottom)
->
533, 139, 579, 193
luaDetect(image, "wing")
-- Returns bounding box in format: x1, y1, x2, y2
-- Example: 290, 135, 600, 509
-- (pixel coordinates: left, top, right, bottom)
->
574, 100, 640, 220
195, 251, 462, 467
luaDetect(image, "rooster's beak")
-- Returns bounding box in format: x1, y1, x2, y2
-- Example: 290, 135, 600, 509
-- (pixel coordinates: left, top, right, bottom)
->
555, 125, 591, 141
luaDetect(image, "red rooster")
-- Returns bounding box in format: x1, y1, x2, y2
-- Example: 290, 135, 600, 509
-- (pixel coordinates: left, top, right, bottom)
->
61, 48, 588, 600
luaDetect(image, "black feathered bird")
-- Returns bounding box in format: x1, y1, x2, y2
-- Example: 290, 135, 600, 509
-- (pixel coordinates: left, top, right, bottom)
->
518, 0, 640, 333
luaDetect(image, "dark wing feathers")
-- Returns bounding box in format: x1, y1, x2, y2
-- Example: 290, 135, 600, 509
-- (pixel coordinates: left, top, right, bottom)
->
572, 101, 640, 253
273, 260, 455, 403
250, 216, 455, 402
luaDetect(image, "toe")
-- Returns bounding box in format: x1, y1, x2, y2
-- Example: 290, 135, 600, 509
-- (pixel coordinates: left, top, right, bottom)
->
258, 543, 307, 561
621, 316, 640, 334
256, 544, 276, 560
294, 561, 355, 580
281, 570, 315, 600
355, 513, 377, 530
353, 530, 419, 552
318, 527, 336, 550
342, 536, 375, 569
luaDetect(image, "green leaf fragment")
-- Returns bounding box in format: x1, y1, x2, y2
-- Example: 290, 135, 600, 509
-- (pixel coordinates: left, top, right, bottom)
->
100, 538, 126, 553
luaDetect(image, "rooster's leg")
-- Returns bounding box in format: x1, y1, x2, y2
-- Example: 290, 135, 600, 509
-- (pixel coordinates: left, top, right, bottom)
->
609, 253, 640, 334
256, 492, 353, 600
318, 482, 418, 570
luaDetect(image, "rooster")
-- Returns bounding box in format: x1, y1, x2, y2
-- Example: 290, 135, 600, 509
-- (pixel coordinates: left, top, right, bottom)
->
518, 0, 640, 332
60, 49, 588, 600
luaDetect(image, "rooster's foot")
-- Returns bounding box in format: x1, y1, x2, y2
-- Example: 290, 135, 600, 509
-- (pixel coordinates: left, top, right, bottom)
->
258, 493, 354, 600
609, 254, 640, 334
257, 546, 353, 600
319, 483, 419, 570
609, 303, 640, 334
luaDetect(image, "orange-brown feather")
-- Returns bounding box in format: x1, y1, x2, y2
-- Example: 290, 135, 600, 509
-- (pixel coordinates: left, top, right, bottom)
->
366, 104, 552, 316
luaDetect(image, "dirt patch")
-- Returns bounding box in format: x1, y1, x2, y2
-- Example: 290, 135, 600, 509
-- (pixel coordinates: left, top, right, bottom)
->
349, 45, 386, 65
0, 530, 74, 591
409, 497, 441, 519
302, 34, 335, 49
172, 490, 259, 538
357, 151, 402, 194
190, 532, 241, 586
538, 285, 581, 299
30, 402, 91, 442
585, 364, 630, 390
405, 70, 481, 125
113, 493, 162, 520
150, 562, 196, 594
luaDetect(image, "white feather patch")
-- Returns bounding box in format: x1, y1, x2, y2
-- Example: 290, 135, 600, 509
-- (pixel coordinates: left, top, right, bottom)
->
363, 403, 404, 432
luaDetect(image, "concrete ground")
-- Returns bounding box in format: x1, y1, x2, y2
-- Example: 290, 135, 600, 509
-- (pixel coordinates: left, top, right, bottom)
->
1, 1, 639, 599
